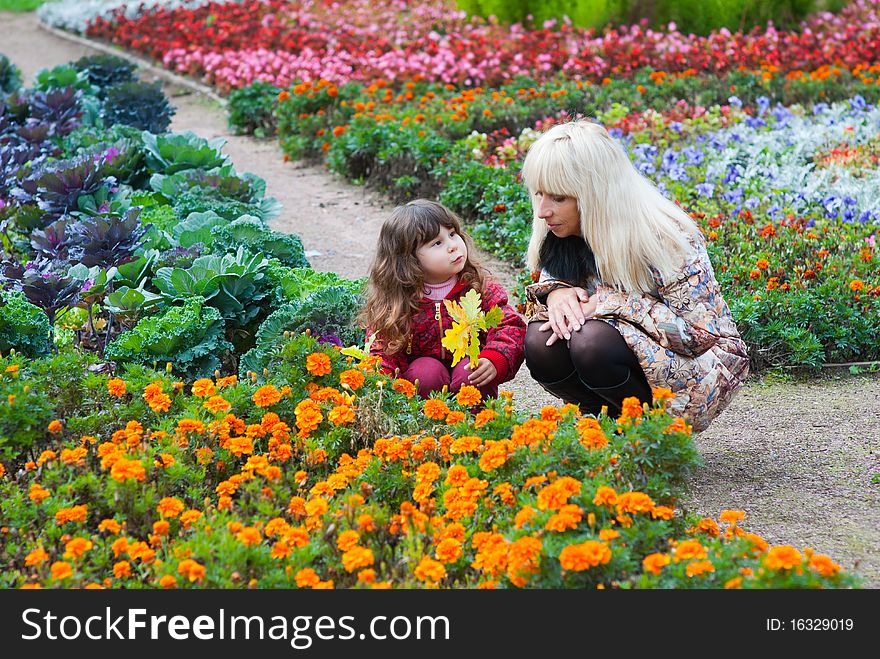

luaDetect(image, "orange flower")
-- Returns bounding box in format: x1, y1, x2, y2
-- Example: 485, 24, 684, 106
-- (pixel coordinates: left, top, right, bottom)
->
48, 419, 62, 433
664, 417, 692, 435
191, 379, 216, 397
253, 385, 282, 407
29, 483, 51, 503
642, 552, 670, 575
203, 396, 231, 414
98, 519, 122, 534
506, 537, 543, 587
177, 559, 206, 582
764, 545, 803, 570
720, 510, 746, 526
456, 386, 482, 407
237, 526, 262, 546
435, 538, 463, 563
617, 396, 644, 423
156, 497, 185, 519
295, 399, 323, 437
686, 560, 716, 577
651, 506, 675, 520
545, 504, 584, 532
113, 561, 132, 578
55, 505, 88, 525
674, 540, 708, 562
342, 547, 374, 572
50, 561, 73, 580
414, 556, 447, 583
159, 575, 177, 589
328, 405, 355, 425
850, 279, 865, 292
107, 378, 126, 397
598, 529, 620, 542
577, 417, 609, 450
423, 398, 451, 420
63, 537, 93, 559
110, 457, 146, 483
559, 541, 612, 571
306, 352, 332, 376
537, 477, 582, 511
756, 258, 770, 270
808, 554, 842, 577
615, 491, 655, 515
474, 408, 497, 427
392, 378, 416, 397
25, 548, 49, 567
445, 410, 466, 424
339, 369, 365, 390
295, 568, 321, 588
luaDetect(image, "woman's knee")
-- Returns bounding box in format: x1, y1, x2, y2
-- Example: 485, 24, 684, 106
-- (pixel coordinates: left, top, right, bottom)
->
524, 322, 573, 382
568, 320, 632, 383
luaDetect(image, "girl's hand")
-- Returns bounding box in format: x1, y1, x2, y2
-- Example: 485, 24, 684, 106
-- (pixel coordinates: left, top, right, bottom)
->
466, 358, 497, 387
541, 286, 592, 345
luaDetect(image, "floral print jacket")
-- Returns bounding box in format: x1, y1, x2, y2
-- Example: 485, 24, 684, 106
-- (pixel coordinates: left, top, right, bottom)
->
525, 232, 749, 432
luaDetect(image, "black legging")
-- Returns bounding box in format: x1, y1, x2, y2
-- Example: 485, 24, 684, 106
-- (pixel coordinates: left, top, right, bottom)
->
524, 319, 652, 417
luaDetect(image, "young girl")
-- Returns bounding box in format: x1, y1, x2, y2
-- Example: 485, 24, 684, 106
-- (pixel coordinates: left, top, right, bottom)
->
361, 199, 526, 400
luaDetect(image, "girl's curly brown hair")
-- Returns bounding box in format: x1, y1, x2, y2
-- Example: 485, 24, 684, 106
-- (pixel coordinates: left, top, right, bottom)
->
359, 199, 489, 355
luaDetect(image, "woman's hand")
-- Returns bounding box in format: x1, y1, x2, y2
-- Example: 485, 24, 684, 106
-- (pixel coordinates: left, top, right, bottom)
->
540, 287, 596, 346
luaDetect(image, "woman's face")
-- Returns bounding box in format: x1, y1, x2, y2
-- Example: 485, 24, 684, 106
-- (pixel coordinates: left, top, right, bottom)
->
535, 191, 581, 238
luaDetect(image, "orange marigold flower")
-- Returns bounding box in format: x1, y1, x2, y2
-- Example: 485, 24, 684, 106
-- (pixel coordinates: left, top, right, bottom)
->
474, 408, 497, 427
508, 506, 534, 532
177, 559, 206, 582
435, 538, 463, 563
756, 258, 770, 270
107, 378, 126, 397
674, 539, 708, 562
506, 536, 542, 587
336, 530, 360, 552
559, 540, 612, 571
342, 546, 374, 572
618, 396, 645, 423
720, 510, 746, 526
456, 386, 482, 407
745, 533, 769, 554
615, 491, 655, 515
191, 379, 215, 397
642, 552, 671, 575
764, 545, 803, 570
694, 517, 721, 537
651, 506, 675, 520
451, 435, 482, 454
599, 529, 620, 542
392, 378, 416, 397
110, 457, 146, 482
724, 577, 743, 589
536, 477, 582, 511
159, 575, 178, 589
63, 537, 93, 559
29, 483, 51, 503
305, 498, 328, 517
237, 526, 262, 546
414, 556, 447, 583
48, 419, 62, 433
545, 504, 584, 532
25, 548, 49, 567
306, 352, 332, 376
203, 395, 231, 414
423, 398, 451, 420
339, 369, 365, 390
665, 417, 692, 435
226, 436, 254, 457
253, 384, 283, 407
686, 560, 716, 577
156, 497, 185, 519
55, 504, 87, 525
446, 410, 466, 424
808, 554, 842, 578
50, 561, 73, 580
37, 449, 56, 466
328, 405, 355, 425
295, 568, 321, 588
113, 561, 132, 579
850, 279, 865, 292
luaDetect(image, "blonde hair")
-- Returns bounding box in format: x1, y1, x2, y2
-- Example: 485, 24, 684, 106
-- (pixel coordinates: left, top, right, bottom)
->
359, 199, 488, 354
522, 120, 701, 293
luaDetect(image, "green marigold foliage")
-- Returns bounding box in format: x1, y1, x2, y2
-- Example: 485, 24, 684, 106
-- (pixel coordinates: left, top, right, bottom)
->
0, 290, 53, 358
105, 296, 233, 379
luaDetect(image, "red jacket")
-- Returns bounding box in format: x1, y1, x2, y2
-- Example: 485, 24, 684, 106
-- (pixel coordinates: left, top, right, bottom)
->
369, 279, 526, 384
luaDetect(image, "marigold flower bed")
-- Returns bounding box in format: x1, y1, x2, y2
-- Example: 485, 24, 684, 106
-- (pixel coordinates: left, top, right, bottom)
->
0, 337, 859, 589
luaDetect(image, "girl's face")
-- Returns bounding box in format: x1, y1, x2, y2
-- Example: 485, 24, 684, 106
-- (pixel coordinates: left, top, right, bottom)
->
535, 191, 581, 238
416, 225, 467, 284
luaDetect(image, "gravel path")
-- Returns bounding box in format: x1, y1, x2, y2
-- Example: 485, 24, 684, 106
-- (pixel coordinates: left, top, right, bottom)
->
4, 10, 878, 587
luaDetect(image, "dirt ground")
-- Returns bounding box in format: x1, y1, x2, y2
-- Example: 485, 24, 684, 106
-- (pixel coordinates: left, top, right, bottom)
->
3, 10, 878, 587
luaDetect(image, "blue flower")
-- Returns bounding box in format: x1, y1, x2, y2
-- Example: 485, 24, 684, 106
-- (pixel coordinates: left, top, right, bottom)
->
756, 96, 770, 116
843, 207, 857, 223
813, 103, 830, 116
723, 188, 744, 205
728, 96, 742, 108
745, 116, 767, 129
667, 163, 688, 181
609, 127, 624, 139
850, 95, 867, 111
637, 160, 656, 176
858, 210, 873, 223
669, 121, 684, 132
722, 165, 740, 185
695, 181, 714, 198
823, 195, 842, 218
683, 147, 704, 166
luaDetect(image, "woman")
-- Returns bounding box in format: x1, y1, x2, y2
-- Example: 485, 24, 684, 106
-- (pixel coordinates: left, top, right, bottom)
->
521, 120, 748, 432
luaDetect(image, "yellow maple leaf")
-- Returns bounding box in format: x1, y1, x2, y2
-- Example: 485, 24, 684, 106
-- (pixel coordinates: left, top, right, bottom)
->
441, 289, 502, 368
